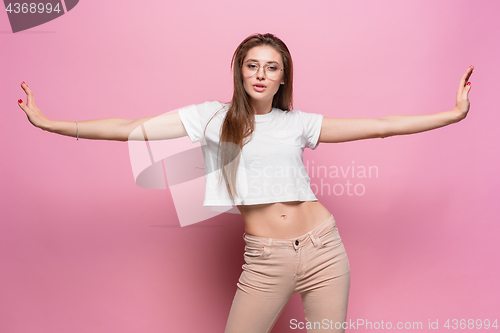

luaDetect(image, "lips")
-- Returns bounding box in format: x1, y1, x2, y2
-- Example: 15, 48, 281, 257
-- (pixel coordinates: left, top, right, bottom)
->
253, 84, 267, 92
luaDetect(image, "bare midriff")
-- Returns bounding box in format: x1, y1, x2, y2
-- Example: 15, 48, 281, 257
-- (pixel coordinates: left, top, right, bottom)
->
236, 200, 332, 239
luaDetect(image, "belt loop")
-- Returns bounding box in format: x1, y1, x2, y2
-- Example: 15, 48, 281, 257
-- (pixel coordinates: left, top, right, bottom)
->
263, 238, 272, 257
308, 231, 323, 249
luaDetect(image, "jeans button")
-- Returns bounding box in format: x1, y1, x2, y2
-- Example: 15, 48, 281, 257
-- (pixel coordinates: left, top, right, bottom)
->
295, 240, 299, 246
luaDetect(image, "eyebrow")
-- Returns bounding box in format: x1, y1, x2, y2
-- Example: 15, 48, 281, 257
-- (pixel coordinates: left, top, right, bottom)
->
244, 59, 280, 64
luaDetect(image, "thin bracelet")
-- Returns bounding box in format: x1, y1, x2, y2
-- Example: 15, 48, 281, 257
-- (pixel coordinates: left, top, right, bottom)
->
76, 120, 79, 140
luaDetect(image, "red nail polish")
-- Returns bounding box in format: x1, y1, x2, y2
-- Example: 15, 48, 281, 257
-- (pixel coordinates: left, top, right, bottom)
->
467, 82, 471, 85
18, 99, 23, 103
22, 81, 28, 87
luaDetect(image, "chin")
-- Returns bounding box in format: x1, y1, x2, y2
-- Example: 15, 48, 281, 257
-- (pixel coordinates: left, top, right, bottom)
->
250, 95, 273, 103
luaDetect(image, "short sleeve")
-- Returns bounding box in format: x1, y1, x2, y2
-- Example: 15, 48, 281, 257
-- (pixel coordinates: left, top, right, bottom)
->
177, 101, 223, 143
298, 110, 324, 150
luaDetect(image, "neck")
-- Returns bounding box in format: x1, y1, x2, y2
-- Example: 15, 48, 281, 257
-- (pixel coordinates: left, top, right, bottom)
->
249, 99, 273, 115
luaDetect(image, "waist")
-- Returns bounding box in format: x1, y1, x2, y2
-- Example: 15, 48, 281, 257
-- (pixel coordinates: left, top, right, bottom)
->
237, 200, 332, 239
242, 213, 336, 249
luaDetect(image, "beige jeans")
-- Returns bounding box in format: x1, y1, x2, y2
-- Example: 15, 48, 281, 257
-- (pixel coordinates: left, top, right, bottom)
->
225, 214, 351, 333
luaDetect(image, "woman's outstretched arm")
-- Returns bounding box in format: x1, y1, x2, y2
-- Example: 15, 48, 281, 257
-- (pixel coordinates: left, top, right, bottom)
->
319, 66, 474, 143
17, 82, 188, 142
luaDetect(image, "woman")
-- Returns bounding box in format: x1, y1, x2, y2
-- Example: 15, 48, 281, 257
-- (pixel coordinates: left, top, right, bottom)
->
17, 33, 473, 333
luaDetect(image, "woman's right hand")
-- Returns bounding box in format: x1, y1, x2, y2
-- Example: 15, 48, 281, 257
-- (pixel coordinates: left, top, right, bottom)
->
17, 82, 51, 130
16, 81, 189, 141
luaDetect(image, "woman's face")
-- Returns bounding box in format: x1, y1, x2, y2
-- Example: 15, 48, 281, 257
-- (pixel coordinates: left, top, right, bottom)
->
241, 45, 285, 108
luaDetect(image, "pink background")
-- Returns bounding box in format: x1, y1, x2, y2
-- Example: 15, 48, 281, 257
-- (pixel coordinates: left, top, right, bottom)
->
1, 0, 499, 332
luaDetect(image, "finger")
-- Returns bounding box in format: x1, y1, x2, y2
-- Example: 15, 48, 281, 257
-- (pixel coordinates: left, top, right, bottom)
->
464, 69, 473, 85
21, 82, 37, 107
458, 72, 467, 93
466, 81, 472, 95
458, 66, 474, 91
459, 82, 472, 101
17, 98, 28, 115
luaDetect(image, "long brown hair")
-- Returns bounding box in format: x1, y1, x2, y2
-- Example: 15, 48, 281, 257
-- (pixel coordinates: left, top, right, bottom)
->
214, 33, 294, 203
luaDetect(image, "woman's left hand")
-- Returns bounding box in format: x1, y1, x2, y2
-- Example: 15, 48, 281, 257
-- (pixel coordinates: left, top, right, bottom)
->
453, 65, 473, 121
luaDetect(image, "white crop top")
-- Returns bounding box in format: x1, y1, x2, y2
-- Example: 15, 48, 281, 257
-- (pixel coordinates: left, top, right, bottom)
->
177, 100, 324, 211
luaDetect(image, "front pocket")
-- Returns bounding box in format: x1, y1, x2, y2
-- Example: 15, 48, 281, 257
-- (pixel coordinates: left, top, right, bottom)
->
244, 245, 265, 258
321, 227, 343, 248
